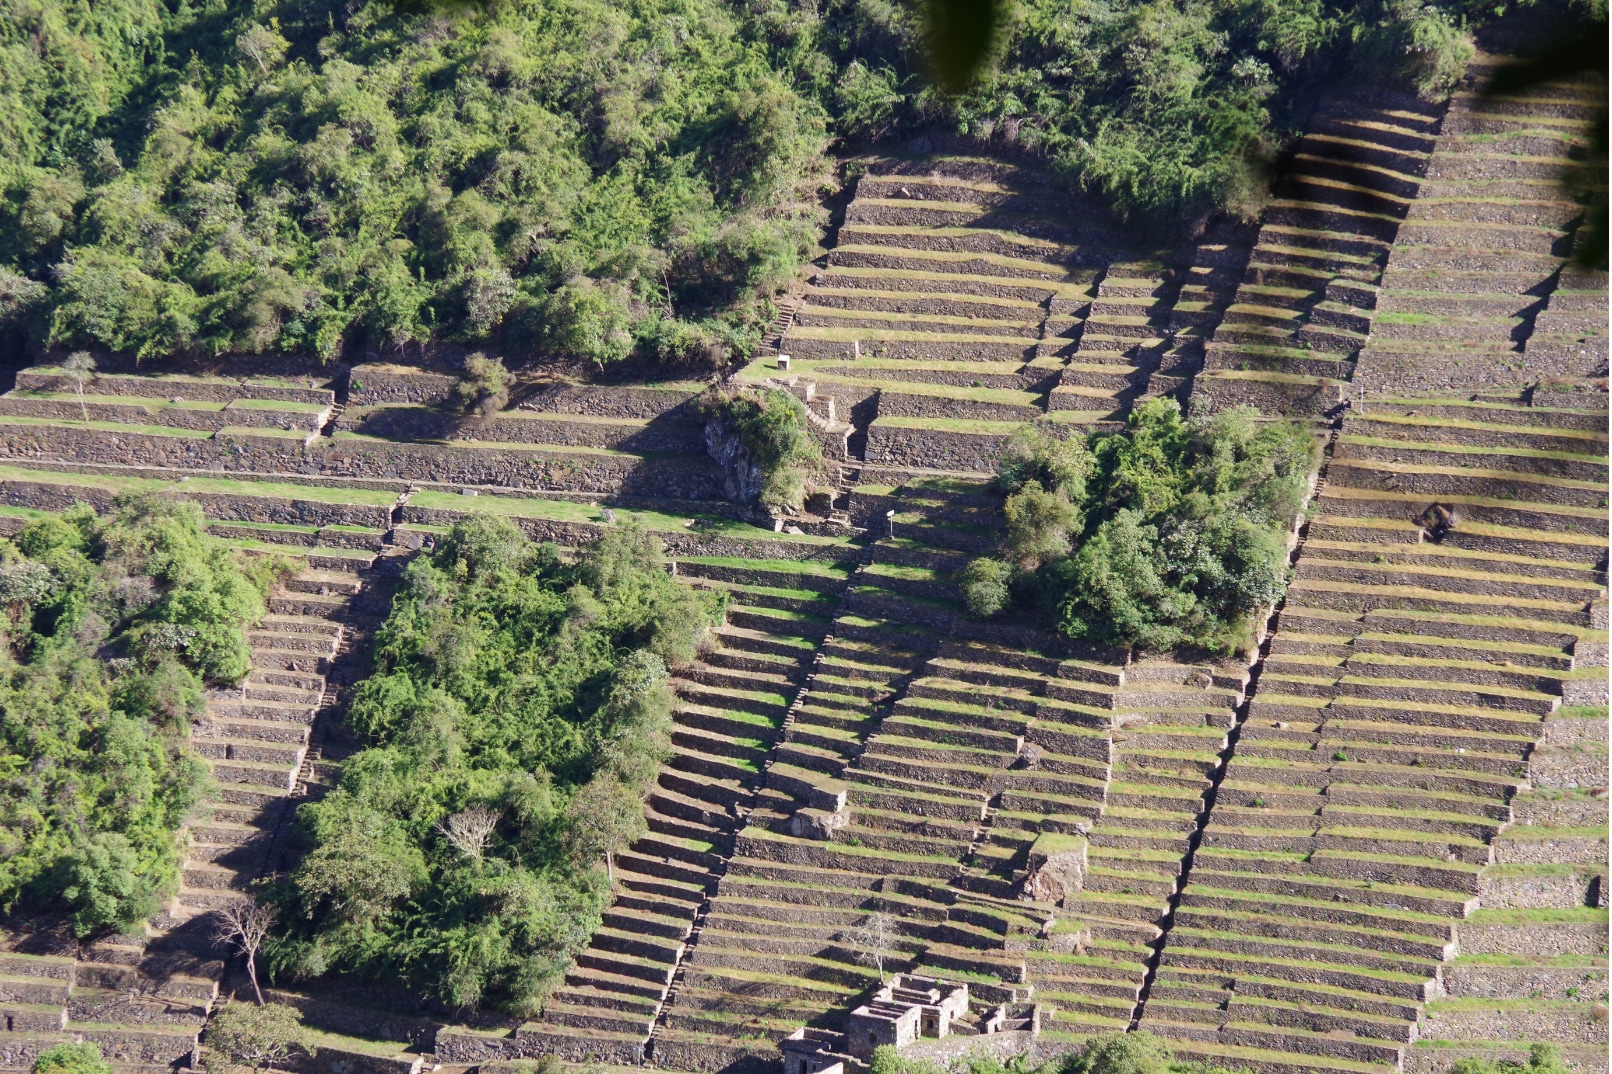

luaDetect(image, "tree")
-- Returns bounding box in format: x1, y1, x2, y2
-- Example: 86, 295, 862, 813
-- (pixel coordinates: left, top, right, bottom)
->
438, 805, 501, 865
542, 279, 634, 370
701, 387, 828, 513
270, 519, 720, 1014
0, 499, 274, 940
972, 401, 1317, 654
202, 1001, 316, 1074
453, 353, 509, 419
1004, 481, 1081, 567
215, 900, 277, 1005
235, 22, 289, 73
842, 911, 899, 983
565, 776, 646, 883
58, 831, 163, 937
32, 1043, 112, 1074
62, 351, 95, 421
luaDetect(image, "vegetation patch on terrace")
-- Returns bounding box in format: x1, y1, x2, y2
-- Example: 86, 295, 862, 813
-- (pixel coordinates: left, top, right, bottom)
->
962, 399, 1318, 654
0, 497, 286, 936
263, 518, 725, 1014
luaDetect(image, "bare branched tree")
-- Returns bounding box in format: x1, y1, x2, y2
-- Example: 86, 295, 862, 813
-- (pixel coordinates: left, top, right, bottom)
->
842, 911, 899, 984
438, 805, 501, 864
214, 901, 277, 1005
63, 351, 95, 421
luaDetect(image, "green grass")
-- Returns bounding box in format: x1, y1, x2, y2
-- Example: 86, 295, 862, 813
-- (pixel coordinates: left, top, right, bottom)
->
0, 463, 168, 494
1340, 433, 1607, 465
1467, 907, 1608, 924
726, 582, 835, 603
824, 264, 1092, 297
862, 562, 942, 581
789, 324, 1039, 344
209, 520, 319, 535
0, 415, 214, 437
177, 477, 398, 505
219, 425, 312, 440
830, 242, 1072, 274
1448, 953, 1607, 969
12, 391, 230, 411
679, 554, 852, 578
407, 490, 849, 546
1424, 997, 1599, 1014
798, 303, 1041, 331
1497, 824, 1609, 840
873, 415, 1026, 434
330, 430, 632, 455
226, 398, 330, 412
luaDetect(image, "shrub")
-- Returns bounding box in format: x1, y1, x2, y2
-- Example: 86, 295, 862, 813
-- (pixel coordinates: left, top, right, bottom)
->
963, 400, 1317, 654
869, 1046, 944, 1074
1005, 481, 1082, 567
454, 353, 509, 418
202, 1002, 316, 1074
32, 1043, 112, 1074
1058, 1032, 1251, 1074
960, 557, 1014, 618
541, 278, 635, 370
267, 519, 723, 1014
1451, 1044, 1578, 1074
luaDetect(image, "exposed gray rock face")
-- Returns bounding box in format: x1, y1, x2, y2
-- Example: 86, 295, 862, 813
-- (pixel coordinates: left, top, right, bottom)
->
704, 415, 764, 506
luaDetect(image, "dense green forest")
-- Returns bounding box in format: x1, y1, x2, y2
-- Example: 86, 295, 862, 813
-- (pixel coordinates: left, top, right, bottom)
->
264, 518, 723, 1013
0, 498, 281, 935
963, 400, 1318, 653
0, 0, 1537, 365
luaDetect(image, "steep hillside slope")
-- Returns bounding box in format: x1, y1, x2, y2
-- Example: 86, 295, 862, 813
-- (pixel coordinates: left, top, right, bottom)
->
0, 42, 1602, 1074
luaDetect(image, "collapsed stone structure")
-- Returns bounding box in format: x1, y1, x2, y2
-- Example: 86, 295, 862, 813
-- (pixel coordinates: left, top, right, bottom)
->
0, 43, 1601, 1074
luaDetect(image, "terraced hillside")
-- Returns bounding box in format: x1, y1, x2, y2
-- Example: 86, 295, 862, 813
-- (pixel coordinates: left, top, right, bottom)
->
0, 45, 1604, 1074
1137, 390, 1607, 1074
0, 369, 861, 1073
1190, 89, 1447, 417
738, 155, 1172, 475
0, 498, 402, 1074
1131, 53, 1608, 1074
1352, 55, 1604, 397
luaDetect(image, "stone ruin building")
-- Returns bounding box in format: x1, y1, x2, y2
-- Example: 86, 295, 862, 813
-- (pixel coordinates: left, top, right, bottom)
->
781, 974, 1037, 1074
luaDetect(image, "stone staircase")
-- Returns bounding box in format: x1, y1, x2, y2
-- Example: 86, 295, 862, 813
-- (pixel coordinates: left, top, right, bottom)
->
177, 565, 368, 917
